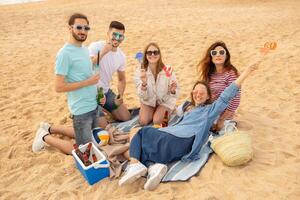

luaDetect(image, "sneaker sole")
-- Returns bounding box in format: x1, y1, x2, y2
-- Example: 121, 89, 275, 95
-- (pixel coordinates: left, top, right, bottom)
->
32, 128, 45, 153
144, 165, 168, 191
119, 168, 147, 186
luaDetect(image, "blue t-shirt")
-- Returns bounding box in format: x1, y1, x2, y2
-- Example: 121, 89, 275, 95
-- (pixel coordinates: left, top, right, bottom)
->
55, 43, 97, 115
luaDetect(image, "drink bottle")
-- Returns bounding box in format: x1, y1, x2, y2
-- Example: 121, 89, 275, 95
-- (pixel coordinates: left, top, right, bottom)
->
161, 111, 169, 127
97, 87, 104, 105
73, 144, 84, 162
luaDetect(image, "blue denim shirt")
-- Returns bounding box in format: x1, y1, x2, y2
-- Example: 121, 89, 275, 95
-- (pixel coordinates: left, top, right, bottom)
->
159, 82, 240, 162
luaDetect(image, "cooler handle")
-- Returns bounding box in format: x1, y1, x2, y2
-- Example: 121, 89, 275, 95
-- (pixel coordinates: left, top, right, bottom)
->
93, 162, 110, 169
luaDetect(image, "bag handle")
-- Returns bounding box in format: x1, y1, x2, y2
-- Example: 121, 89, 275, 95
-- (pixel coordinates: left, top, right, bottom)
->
224, 122, 238, 134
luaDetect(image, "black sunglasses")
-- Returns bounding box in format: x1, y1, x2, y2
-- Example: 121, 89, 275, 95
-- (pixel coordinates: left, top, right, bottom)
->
72, 24, 91, 31
146, 50, 160, 56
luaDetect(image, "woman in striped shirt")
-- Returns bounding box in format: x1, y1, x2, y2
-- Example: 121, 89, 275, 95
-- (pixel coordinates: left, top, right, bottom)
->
198, 41, 240, 131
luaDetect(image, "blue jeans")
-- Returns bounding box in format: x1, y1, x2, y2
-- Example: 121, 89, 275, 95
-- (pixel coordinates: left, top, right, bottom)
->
73, 108, 98, 145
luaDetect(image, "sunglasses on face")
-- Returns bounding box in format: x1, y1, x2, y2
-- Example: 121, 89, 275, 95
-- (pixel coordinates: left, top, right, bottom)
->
210, 49, 226, 57
72, 24, 90, 31
112, 32, 125, 42
146, 50, 160, 56
192, 90, 206, 96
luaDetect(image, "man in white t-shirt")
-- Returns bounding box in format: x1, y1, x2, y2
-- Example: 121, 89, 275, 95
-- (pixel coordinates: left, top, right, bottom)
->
89, 21, 131, 121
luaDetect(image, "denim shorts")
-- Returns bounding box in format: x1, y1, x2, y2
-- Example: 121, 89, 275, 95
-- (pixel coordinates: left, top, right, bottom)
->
99, 89, 118, 117
72, 107, 98, 145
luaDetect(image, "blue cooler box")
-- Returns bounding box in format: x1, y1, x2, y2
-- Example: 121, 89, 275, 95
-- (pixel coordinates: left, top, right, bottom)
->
72, 143, 110, 185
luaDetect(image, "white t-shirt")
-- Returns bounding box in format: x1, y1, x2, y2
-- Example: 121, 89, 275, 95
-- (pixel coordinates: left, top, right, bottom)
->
88, 41, 126, 93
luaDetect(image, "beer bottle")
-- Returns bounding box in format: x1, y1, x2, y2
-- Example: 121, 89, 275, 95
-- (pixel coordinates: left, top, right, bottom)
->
97, 87, 104, 105
83, 153, 92, 166
73, 144, 84, 162
92, 154, 98, 163
161, 111, 169, 127
84, 143, 92, 158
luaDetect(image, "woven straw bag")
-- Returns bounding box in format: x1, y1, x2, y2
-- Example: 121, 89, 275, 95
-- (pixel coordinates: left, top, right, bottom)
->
211, 125, 253, 166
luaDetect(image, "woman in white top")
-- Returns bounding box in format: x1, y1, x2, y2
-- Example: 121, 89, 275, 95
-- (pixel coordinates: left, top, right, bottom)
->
134, 42, 179, 126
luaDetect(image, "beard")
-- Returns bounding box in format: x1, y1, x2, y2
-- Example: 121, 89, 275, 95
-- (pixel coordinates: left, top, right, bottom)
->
72, 31, 87, 42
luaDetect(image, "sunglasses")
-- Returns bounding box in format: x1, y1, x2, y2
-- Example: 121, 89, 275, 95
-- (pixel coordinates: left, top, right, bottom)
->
210, 49, 226, 57
112, 32, 125, 42
146, 50, 160, 56
72, 24, 90, 31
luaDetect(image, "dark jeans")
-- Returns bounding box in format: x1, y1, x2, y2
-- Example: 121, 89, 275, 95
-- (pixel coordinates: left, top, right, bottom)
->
73, 108, 98, 145
130, 127, 195, 167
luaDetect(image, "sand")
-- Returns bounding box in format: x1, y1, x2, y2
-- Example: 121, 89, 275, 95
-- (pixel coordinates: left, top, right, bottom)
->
0, 0, 299, 199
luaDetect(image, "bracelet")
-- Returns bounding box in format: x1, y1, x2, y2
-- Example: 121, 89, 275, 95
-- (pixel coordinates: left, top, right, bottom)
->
142, 83, 147, 87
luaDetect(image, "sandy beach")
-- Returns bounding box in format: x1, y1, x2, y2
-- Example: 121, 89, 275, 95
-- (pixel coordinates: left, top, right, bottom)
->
0, 0, 299, 199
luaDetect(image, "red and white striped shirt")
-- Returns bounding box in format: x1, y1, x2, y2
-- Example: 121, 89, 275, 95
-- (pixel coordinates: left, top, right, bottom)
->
209, 70, 240, 118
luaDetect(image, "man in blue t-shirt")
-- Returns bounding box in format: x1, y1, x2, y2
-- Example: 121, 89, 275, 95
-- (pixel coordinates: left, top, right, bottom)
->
32, 13, 105, 154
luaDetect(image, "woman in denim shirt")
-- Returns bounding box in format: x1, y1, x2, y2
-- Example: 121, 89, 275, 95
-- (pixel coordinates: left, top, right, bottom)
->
119, 61, 261, 191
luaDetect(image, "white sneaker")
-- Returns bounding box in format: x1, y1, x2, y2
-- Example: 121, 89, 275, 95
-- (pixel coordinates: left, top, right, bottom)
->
39, 122, 50, 132
144, 163, 167, 191
119, 162, 147, 186
32, 128, 49, 153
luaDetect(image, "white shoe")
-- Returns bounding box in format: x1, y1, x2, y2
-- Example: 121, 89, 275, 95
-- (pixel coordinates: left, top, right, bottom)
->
119, 163, 147, 186
39, 122, 50, 132
144, 163, 167, 191
32, 128, 49, 153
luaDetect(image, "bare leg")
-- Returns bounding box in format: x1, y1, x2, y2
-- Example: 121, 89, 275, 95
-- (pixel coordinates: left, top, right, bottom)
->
98, 116, 108, 128
139, 103, 155, 126
50, 125, 75, 138
43, 134, 74, 155
153, 105, 169, 125
123, 150, 130, 160
111, 104, 131, 121
49, 116, 108, 138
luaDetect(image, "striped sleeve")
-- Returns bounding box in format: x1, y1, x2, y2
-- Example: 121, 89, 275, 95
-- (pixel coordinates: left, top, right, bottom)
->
225, 70, 241, 113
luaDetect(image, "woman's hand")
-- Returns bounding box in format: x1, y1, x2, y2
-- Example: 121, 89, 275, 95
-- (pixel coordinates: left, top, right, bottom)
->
140, 68, 147, 84
169, 81, 177, 94
234, 60, 261, 87
246, 60, 261, 74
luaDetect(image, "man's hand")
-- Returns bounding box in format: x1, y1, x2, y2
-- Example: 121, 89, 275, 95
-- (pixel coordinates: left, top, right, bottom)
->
100, 95, 106, 106
101, 41, 113, 57
115, 95, 123, 106
86, 73, 100, 86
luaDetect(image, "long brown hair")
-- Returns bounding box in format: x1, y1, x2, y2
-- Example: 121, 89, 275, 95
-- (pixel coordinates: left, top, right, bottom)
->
190, 81, 212, 106
197, 41, 238, 83
141, 42, 165, 74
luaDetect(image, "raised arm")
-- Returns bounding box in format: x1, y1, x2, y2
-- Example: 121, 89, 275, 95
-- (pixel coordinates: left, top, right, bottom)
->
234, 61, 260, 87
208, 61, 260, 119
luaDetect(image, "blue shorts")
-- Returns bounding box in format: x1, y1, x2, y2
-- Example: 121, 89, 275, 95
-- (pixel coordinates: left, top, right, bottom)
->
99, 89, 118, 117
72, 108, 98, 145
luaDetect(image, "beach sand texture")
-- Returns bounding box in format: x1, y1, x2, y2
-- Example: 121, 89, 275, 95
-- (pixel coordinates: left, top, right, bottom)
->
0, 0, 299, 199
